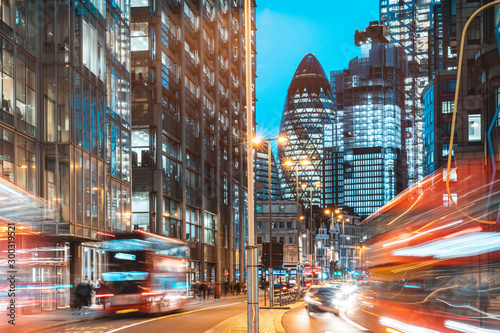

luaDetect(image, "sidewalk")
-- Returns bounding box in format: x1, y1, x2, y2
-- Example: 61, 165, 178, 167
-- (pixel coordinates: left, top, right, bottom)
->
0, 294, 302, 333
204, 302, 304, 333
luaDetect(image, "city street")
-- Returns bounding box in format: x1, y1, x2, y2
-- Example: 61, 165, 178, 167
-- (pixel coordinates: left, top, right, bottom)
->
39, 298, 248, 333
12, 295, 370, 333
281, 304, 368, 333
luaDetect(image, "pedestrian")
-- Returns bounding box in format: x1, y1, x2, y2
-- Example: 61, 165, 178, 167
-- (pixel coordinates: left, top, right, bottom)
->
73, 281, 91, 315
223, 281, 229, 296
235, 281, 241, 295
200, 282, 207, 300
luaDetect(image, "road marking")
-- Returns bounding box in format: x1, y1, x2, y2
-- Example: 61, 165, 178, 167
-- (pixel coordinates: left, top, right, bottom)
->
105, 302, 243, 333
339, 309, 370, 331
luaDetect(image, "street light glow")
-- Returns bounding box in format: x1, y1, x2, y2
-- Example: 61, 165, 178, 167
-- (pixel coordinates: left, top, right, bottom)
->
301, 159, 310, 165
284, 160, 293, 167
325, 209, 331, 215
277, 136, 288, 144
301, 183, 307, 189
315, 183, 321, 188
252, 136, 262, 145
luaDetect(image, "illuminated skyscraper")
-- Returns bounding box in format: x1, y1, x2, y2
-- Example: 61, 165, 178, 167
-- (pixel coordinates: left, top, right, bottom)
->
380, 0, 437, 184
255, 141, 282, 200
331, 22, 406, 217
278, 54, 335, 207
130, 0, 256, 283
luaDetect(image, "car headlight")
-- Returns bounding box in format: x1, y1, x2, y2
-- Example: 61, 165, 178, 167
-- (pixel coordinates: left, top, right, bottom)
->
304, 295, 311, 302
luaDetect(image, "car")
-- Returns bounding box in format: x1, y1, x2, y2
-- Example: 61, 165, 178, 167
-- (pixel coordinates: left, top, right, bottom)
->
304, 284, 343, 316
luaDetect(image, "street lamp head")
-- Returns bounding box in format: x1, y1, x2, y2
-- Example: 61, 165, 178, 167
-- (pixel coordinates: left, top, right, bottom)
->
302, 233, 307, 238
325, 209, 331, 215
301, 159, 310, 165
284, 160, 293, 167
299, 216, 305, 220
334, 209, 340, 215
301, 184, 307, 189
277, 136, 288, 144
315, 183, 321, 188
252, 136, 262, 145
346, 218, 350, 223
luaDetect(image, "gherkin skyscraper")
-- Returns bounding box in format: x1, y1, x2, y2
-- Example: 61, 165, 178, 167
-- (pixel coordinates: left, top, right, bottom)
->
278, 54, 334, 207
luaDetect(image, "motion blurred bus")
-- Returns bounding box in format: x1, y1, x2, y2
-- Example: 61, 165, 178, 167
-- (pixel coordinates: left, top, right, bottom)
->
348, 161, 500, 332
97, 230, 189, 314
0, 176, 69, 315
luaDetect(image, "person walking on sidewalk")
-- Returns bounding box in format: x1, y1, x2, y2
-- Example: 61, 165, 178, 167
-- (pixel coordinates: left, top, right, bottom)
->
235, 281, 241, 295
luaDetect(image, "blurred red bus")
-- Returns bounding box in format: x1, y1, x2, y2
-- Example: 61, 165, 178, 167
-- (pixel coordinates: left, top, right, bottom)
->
97, 230, 189, 314
303, 266, 321, 287
349, 161, 500, 332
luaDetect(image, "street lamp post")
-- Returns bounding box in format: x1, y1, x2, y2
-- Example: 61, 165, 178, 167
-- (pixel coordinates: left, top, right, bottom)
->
252, 135, 287, 308
301, 183, 320, 280
244, 1, 257, 331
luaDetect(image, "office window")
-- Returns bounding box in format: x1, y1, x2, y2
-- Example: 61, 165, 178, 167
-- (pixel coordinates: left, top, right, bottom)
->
443, 193, 458, 207
442, 101, 454, 114
287, 221, 292, 229
279, 221, 284, 229
279, 205, 285, 213
257, 237, 262, 245
442, 168, 457, 182
279, 237, 284, 244
468, 114, 481, 142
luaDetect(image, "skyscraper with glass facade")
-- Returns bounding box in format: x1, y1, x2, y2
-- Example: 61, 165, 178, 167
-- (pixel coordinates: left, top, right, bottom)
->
255, 140, 282, 200
279, 54, 335, 208
380, 0, 437, 185
0, 0, 132, 292
330, 22, 406, 218
130, 0, 256, 284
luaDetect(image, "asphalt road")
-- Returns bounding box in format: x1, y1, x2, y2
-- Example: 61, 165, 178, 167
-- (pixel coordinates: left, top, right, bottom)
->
40, 298, 248, 333
281, 303, 370, 333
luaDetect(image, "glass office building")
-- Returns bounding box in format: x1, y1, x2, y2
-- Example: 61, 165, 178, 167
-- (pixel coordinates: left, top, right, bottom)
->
380, 0, 436, 184
331, 22, 406, 218
255, 140, 282, 200
278, 54, 334, 208
130, 0, 256, 283
0, 0, 131, 290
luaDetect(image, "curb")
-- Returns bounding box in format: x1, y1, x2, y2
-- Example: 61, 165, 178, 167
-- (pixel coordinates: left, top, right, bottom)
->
273, 302, 304, 333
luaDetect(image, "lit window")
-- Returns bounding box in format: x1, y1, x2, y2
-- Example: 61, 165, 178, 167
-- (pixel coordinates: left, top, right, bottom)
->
468, 114, 481, 142
442, 101, 454, 114
442, 168, 457, 182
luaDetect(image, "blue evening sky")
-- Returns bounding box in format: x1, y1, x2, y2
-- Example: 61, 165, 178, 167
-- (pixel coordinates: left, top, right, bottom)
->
255, 0, 380, 140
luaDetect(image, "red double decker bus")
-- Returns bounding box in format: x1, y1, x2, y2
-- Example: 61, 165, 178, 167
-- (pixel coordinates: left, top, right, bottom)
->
303, 266, 321, 287
97, 230, 189, 314
348, 161, 500, 332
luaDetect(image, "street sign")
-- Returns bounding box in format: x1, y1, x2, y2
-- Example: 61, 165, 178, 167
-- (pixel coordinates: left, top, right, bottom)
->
261, 242, 284, 268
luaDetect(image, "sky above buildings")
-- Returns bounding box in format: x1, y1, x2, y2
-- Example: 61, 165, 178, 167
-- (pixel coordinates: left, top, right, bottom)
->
255, 0, 380, 140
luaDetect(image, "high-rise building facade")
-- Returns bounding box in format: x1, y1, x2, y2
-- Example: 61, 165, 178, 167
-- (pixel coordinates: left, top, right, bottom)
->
279, 54, 335, 208
331, 22, 406, 218
130, 0, 256, 283
380, 0, 437, 184
0, 0, 132, 292
255, 140, 282, 200
423, 0, 500, 178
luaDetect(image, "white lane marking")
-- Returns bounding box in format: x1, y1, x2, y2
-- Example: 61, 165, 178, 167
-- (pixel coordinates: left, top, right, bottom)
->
340, 309, 370, 331
106, 302, 243, 333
